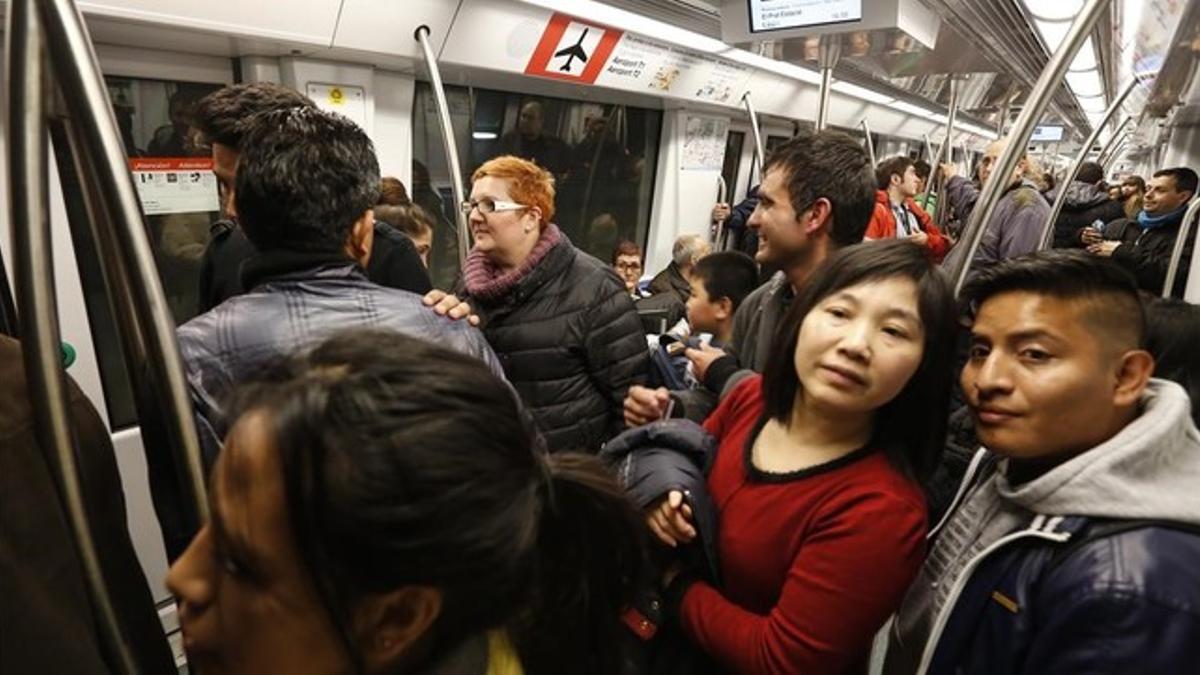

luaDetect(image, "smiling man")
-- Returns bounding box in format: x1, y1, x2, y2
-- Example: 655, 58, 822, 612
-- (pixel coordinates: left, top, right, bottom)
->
883, 250, 1200, 675
623, 129, 876, 424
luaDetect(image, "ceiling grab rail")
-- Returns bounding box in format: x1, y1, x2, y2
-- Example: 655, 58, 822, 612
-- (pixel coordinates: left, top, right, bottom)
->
1102, 136, 1130, 171
1161, 197, 1200, 298
860, 118, 876, 167
714, 175, 728, 250
1095, 117, 1133, 166
947, 0, 1111, 295
1039, 79, 1143, 250
815, 37, 839, 131
741, 91, 765, 186
6, 0, 140, 671
935, 78, 961, 231
415, 25, 469, 266
38, 0, 210, 555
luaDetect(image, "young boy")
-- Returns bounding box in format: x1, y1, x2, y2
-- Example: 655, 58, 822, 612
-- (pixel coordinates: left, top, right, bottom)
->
684, 251, 758, 347
883, 250, 1200, 674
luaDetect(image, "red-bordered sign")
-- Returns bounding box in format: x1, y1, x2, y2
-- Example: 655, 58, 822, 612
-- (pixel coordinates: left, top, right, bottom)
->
129, 157, 213, 171
524, 13, 623, 84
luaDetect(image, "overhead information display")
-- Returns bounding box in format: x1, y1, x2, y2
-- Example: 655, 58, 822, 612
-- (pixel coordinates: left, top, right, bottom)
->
748, 0, 862, 32
1030, 125, 1065, 142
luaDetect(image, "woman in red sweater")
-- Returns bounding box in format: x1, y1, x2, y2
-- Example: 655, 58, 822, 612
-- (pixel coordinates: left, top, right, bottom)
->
647, 240, 958, 673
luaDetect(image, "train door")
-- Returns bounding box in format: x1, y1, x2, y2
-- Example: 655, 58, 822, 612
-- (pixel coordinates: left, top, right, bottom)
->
36, 43, 233, 658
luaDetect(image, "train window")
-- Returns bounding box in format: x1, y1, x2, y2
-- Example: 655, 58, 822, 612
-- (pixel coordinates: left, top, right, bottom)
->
413, 83, 662, 287
722, 130, 745, 200
765, 134, 791, 153
61, 76, 222, 429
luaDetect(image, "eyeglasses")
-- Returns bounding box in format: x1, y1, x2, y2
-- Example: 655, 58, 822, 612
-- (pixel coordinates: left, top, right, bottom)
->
615, 262, 642, 271
460, 197, 528, 215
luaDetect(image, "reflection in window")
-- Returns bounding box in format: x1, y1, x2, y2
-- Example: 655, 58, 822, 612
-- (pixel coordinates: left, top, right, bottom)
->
414, 83, 662, 289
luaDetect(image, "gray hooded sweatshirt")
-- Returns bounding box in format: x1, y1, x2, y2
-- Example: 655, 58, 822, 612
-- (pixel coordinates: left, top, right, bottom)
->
882, 379, 1200, 675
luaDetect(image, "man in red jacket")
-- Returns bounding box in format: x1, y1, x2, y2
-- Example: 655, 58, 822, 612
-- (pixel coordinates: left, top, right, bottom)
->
866, 155, 949, 261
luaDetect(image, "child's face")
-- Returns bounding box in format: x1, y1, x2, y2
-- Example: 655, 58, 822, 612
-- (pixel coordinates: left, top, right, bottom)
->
686, 278, 724, 334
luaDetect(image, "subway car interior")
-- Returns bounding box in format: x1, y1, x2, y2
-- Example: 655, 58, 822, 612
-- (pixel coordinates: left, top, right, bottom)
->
1, 0, 1198, 673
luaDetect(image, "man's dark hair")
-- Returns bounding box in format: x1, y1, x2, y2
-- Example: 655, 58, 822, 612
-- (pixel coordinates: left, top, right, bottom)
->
875, 155, 915, 191
192, 82, 315, 149
691, 251, 759, 313
1153, 167, 1199, 198
235, 107, 381, 253
1077, 161, 1105, 185
962, 250, 1146, 350
762, 129, 876, 246
762, 240, 958, 483
230, 329, 646, 675
913, 159, 931, 181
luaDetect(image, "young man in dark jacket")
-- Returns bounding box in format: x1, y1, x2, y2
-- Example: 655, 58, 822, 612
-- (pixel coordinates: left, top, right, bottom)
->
193, 83, 430, 313
624, 130, 876, 424
1049, 160, 1126, 248
178, 108, 503, 464
1084, 166, 1196, 298
883, 251, 1200, 675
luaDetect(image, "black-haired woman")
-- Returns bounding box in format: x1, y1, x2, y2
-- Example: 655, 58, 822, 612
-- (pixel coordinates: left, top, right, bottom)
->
166, 329, 646, 675
646, 240, 958, 673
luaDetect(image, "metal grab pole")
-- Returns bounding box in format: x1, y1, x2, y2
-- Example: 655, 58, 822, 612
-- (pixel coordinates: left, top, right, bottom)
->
961, 140, 972, 178
815, 38, 839, 131
1095, 116, 1132, 165
1103, 137, 1130, 171
714, 175, 728, 249
947, 0, 1110, 295
918, 132, 937, 210
935, 79, 961, 229
415, 25, 469, 266
1039, 78, 1143, 249
860, 118, 876, 167
39, 0, 209, 531
742, 92, 765, 183
6, 0, 137, 671
1162, 198, 1200, 297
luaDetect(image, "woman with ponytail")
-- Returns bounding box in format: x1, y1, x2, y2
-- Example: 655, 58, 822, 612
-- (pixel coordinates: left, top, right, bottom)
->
166, 328, 648, 675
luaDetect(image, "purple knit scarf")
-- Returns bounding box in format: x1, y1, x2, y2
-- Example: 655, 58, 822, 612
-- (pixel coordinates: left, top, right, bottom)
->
462, 224, 563, 302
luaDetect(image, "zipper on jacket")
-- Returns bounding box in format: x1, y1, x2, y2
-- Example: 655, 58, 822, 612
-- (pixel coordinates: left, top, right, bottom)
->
914, 519, 1072, 675
928, 448, 990, 540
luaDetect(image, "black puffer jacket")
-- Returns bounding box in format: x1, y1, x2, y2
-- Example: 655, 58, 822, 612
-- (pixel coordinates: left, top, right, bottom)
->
465, 235, 649, 453
1104, 210, 1194, 297
1050, 181, 1126, 248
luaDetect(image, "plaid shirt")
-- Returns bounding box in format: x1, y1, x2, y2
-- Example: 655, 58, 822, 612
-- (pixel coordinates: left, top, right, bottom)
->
177, 262, 503, 463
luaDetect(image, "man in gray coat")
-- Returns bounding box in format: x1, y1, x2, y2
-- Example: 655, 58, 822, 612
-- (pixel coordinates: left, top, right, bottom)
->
940, 139, 1050, 284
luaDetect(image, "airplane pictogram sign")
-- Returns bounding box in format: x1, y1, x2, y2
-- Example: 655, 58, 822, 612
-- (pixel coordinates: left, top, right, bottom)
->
525, 13, 622, 84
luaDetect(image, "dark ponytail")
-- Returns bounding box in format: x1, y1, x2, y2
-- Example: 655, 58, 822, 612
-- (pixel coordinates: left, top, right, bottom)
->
515, 453, 649, 675
227, 329, 647, 674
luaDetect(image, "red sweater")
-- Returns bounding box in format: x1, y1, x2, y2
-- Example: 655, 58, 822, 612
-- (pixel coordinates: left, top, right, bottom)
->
680, 376, 927, 674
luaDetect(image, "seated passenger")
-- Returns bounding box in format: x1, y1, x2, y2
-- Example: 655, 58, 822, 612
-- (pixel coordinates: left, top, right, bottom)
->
1084, 167, 1196, 298
865, 155, 949, 261
625, 130, 877, 425
1049, 160, 1125, 248
167, 330, 646, 675
193, 84, 431, 314
884, 250, 1200, 674
456, 155, 649, 453
649, 234, 710, 305
374, 202, 435, 269
940, 139, 1050, 282
685, 250, 758, 347
646, 240, 957, 673
178, 107, 502, 465
612, 239, 647, 299
1120, 174, 1146, 219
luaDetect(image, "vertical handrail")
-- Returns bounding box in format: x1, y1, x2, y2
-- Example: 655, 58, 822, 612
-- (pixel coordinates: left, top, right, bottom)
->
6, 0, 138, 671
961, 140, 974, 179
947, 0, 1110, 295
714, 175, 728, 249
741, 92, 765, 184
39, 0, 209, 531
860, 118, 876, 167
1102, 136, 1130, 171
918, 132, 937, 211
415, 25, 469, 266
935, 79, 961, 230
1039, 79, 1143, 249
1162, 198, 1200, 297
816, 66, 834, 131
